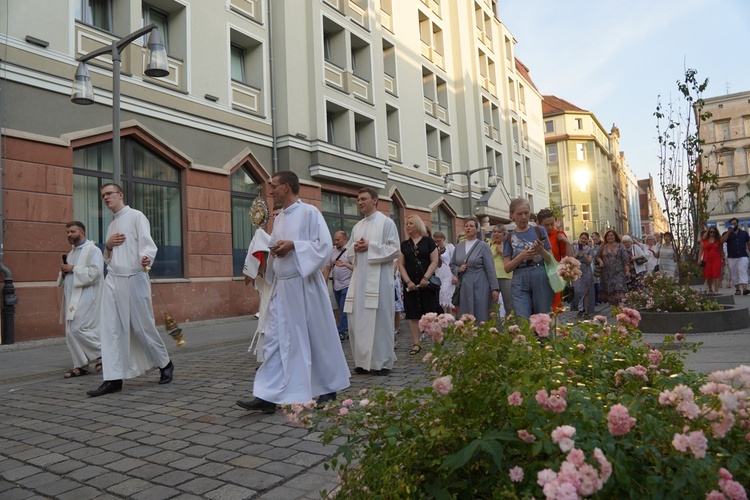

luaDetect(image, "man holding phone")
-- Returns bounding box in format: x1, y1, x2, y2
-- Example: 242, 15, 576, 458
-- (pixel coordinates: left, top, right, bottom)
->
57, 221, 103, 378
720, 217, 750, 295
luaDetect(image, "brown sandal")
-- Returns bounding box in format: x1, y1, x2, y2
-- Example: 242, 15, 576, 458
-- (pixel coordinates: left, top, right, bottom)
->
409, 344, 422, 356
95, 358, 103, 373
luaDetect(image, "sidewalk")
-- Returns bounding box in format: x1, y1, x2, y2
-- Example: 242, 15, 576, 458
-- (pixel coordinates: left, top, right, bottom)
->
1, 294, 749, 499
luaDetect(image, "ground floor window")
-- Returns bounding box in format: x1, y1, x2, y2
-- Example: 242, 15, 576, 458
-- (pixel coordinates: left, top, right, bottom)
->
231, 167, 261, 276
431, 205, 454, 243
73, 138, 183, 278
321, 192, 361, 239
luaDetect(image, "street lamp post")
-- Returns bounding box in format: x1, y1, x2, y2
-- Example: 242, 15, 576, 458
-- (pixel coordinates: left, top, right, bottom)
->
443, 167, 499, 216
71, 24, 169, 186
556, 203, 578, 233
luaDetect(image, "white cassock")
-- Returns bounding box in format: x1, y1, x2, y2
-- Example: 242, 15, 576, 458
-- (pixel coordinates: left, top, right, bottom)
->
57, 239, 103, 368
253, 200, 350, 404
101, 206, 170, 380
343, 211, 400, 371
243, 228, 272, 362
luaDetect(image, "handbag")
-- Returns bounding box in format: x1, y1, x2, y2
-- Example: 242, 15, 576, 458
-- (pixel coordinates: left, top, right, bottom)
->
634, 256, 647, 266
451, 240, 481, 308
544, 257, 566, 293
410, 240, 441, 292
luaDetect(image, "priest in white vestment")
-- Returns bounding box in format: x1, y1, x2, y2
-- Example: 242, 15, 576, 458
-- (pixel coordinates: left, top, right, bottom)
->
87, 183, 173, 397
57, 221, 103, 378
343, 187, 400, 375
237, 171, 350, 413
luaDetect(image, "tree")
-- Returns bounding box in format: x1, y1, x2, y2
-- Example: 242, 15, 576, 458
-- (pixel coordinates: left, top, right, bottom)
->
654, 68, 716, 269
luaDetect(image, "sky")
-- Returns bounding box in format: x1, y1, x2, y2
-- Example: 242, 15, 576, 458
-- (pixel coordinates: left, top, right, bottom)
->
500, 0, 750, 184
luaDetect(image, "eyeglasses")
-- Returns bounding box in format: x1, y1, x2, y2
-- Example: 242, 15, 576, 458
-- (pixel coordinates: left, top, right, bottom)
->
101, 191, 120, 199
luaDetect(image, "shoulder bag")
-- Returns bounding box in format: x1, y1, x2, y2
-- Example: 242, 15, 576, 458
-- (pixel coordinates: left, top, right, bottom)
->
411, 240, 441, 292
451, 241, 480, 307
534, 226, 565, 293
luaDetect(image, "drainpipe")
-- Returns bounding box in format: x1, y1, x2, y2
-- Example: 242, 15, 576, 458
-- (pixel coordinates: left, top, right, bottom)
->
268, 0, 277, 173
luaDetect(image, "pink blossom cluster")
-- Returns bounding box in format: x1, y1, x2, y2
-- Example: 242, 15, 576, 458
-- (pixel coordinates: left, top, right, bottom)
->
647, 349, 664, 367
509, 466, 524, 483
432, 375, 453, 396
536, 386, 568, 414
418, 312, 455, 342
557, 256, 582, 282
512, 334, 528, 345
508, 324, 521, 334
282, 401, 316, 427
706, 467, 748, 500
551, 425, 576, 452
614, 365, 648, 386
517, 429, 536, 443
593, 315, 608, 325
507, 391, 523, 406
530, 313, 552, 338
672, 429, 708, 458
537, 447, 611, 499
607, 404, 636, 436
615, 307, 641, 328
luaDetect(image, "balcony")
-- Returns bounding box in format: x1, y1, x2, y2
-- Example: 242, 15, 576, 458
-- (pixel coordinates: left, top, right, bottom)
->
384, 72, 396, 95
522, 137, 529, 150
388, 140, 400, 162
347, 0, 368, 29
492, 127, 499, 142
524, 176, 532, 188
231, 81, 263, 116
381, 9, 393, 33
435, 103, 448, 123
420, 40, 431, 59
423, 97, 435, 117
483, 122, 491, 137
439, 159, 450, 175
427, 155, 438, 174
349, 72, 371, 103
324, 60, 346, 91
229, 0, 261, 23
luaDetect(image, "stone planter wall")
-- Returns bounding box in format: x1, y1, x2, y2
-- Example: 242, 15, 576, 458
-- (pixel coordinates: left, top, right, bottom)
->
639, 304, 750, 334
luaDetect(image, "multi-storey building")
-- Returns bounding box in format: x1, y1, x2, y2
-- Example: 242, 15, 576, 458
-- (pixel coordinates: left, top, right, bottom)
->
0, 0, 548, 342
638, 175, 668, 236
700, 90, 750, 230
542, 95, 618, 238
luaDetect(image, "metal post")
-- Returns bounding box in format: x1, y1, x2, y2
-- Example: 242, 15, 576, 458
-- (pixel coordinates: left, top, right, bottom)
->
111, 42, 121, 186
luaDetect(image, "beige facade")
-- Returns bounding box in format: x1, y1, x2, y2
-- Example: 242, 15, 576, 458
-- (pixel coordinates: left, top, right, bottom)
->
700, 90, 750, 230
0, 0, 548, 342
542, 96, 618, 238
638, 175, 668, 237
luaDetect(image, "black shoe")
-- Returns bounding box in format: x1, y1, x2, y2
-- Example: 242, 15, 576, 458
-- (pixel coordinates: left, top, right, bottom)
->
339, 332, 348, 342
237, 398, 277, 413
744, 289, 750, 296
87, 380, 123, 397
354, 367, 369, 375
316, 392, 337, 409
159, 361, 174, 385
373, 368, 391, 376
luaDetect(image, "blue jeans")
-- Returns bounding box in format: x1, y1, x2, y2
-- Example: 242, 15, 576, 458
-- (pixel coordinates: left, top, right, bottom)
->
333, 287, 349, 335
511, 266, 554, 319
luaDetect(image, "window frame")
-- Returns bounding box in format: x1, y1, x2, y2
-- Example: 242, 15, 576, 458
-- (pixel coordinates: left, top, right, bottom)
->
230, 43, 246, 83
142, 3, 170, 53
431, 205, 454, 244
76, 0, 113, 32
321, 192, 361, 239
230, 167, 261, 277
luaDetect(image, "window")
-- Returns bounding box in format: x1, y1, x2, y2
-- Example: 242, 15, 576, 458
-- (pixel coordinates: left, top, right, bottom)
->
354, 114, 375, 155
230, 45, 246, 83
323, 32, 333, 62
76, 0, 112, 31
549, 175, 559, 193
322, 192, 361, 238
326, 112, 335, 143
576, 143, 586, 161
73, 138, 182, 278
715, 120, 731, 141
547, 143, 558, 163
431, 205, 453, 244
719, 152, 735, 177
390, 200, 402, 240
743, 116, 750, 137
574, 118, 583, 130
143, 4, 170, 53
544, 120, 554, 133
230, 168, 260, 276
582, 204, 591, 221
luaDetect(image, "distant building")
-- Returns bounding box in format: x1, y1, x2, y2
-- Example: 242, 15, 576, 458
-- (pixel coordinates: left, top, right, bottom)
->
0, 0, 548, 341
638, 175, 668, 236
700, 90, 750, 230
542, 96, 620, 237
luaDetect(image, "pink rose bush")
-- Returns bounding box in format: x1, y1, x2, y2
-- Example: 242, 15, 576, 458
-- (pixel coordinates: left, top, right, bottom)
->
302, 306, 749, 498
558, 256, 582, 282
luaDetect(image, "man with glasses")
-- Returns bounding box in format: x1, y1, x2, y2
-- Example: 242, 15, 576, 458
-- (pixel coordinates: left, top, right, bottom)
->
237, 171, 350, 412
87, 183, 174, 397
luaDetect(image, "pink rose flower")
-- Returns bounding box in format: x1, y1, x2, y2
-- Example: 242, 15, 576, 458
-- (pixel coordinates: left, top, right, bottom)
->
517, 429, 536, 443
432, 375, 453, 396
607, 404, 636, 436
530, 313, 552, 338
359, 398, 370, 407
674, 333, 685, 341
507, 391, 523, 406
339, 407, 349, 416
566, 448, 585, 467
537, 468, 557, 486
509, 466, 524, 483
648, 349, 663, 367
342, 399, 353, 406
422, 352, 433, 363
720, 479, 748, 500
706, 491, 725, 500
508, 324, 521, 334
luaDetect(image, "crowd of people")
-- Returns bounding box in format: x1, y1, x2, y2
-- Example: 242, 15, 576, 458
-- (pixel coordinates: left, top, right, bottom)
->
58, 176, 750, 414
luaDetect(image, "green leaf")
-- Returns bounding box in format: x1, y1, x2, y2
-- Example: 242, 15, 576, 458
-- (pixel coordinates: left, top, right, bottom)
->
479, 440, 504, 469
441, 439, 481, 472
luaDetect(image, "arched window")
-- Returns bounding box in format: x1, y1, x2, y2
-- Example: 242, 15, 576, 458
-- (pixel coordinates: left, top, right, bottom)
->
390, 200, 402, 240
431, 205, 454, 244
230, 167, 261, 276
73, 138, 182, 278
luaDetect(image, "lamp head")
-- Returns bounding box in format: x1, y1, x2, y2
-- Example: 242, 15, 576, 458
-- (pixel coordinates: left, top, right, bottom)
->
144, 28, 169, 77
572, 205, 579, 217
487, 174, 499, 188
443, 175, 452, 194
71, 62, 94, 105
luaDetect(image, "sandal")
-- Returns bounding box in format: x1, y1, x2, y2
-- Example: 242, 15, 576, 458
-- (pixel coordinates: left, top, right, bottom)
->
64, 367, 89, 378
95, 358, 103, 373
736, 290, 741, 296
409, 344, 422, 356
